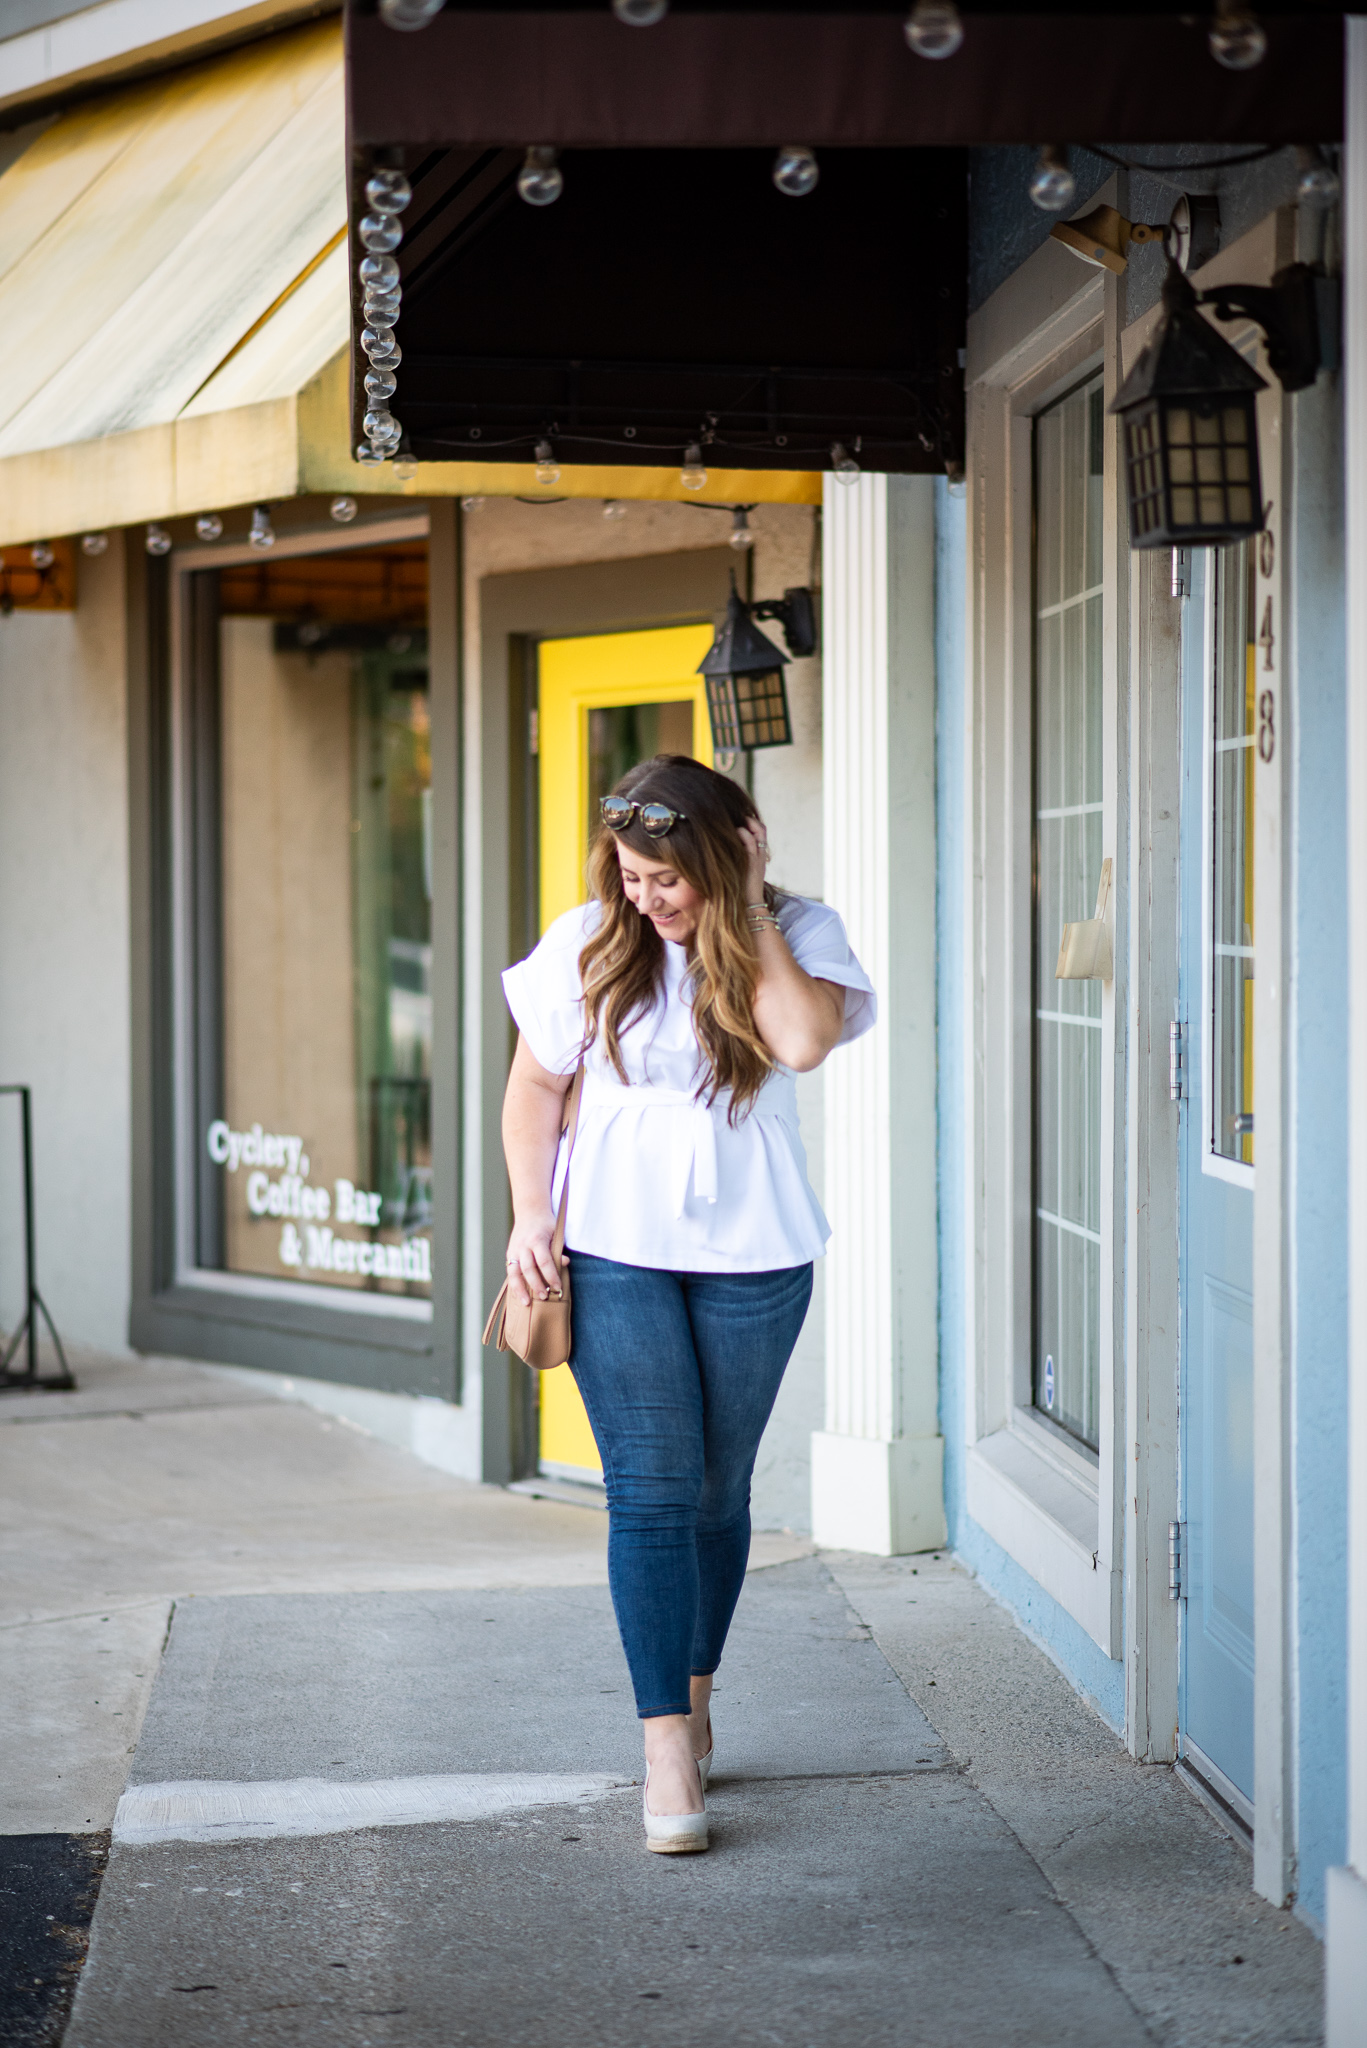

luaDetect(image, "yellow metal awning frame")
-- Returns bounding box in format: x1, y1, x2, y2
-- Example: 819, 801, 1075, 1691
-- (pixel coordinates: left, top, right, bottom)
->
0, 349, 818, 548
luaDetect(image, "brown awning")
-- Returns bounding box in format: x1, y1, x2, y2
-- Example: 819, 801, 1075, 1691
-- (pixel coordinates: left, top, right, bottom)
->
345, 4, 1342, 478
349, 7, 1343, 151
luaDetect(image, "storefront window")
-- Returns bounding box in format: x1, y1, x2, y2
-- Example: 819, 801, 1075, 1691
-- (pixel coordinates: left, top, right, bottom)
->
1032, 374, 1104, 1449
190, 540, 433, 1304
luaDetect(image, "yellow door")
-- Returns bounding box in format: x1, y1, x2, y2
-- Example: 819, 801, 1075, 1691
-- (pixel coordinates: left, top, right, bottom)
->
535, 623, 715, 1478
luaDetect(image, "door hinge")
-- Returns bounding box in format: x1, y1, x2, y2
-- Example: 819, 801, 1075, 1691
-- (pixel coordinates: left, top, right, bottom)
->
1171, 546, 1192, 599
529, 706, 539, 755
1169, 1019, 1186, 1100
1168, 1519, 1186, 1600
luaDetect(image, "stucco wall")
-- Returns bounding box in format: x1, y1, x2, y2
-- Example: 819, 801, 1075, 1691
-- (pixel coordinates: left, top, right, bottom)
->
0, 536, 131, 1355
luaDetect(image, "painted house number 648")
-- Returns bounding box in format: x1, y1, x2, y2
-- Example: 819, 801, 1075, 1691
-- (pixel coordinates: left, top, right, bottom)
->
1257, 524, 1276, 762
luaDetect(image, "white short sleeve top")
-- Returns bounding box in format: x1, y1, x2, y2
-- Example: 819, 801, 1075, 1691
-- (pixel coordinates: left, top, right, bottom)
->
501, 895, 876, 1273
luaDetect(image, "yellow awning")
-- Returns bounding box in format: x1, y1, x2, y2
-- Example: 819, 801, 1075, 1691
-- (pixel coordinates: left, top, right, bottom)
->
0, 18, 817, 549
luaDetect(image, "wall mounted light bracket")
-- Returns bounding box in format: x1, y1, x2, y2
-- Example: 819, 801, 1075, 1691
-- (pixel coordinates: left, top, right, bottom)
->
752, 587, 817, 660
1196, 261, 1327, 394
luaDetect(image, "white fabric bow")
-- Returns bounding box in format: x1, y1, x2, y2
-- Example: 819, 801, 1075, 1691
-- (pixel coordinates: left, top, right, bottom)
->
580, 1073, 719, 1218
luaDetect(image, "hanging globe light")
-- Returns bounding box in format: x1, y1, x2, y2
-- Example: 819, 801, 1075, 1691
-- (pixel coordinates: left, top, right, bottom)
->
518, 147, 563, 207
904, 3, 964, 60
772, 146, 819, 198
366, 168, 412, 215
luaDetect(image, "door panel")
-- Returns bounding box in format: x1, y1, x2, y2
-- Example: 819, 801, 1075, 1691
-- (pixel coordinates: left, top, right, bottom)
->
534, 623, 715, 1478
1178, 547, 1256, 1810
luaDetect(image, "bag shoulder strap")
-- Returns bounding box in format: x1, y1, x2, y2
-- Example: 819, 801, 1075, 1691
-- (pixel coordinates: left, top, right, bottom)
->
549, 1061, 585, 1264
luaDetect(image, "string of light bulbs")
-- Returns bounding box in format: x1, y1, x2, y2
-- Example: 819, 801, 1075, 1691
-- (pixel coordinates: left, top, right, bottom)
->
375, 2, 1276, 77
375, 2, 971, 57
1027, 139, 1340, 217
356, 167, 413, 469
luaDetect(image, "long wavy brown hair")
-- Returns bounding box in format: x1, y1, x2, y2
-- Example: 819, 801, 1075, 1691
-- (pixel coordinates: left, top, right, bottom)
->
579, 755, 780, 1121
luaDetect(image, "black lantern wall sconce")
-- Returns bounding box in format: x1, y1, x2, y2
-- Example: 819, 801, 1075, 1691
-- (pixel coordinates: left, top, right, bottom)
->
1111, 253, 1328, 550
698, 576, 817, 756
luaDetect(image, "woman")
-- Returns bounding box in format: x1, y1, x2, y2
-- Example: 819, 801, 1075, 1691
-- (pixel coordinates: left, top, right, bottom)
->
500, 754, 874, 1853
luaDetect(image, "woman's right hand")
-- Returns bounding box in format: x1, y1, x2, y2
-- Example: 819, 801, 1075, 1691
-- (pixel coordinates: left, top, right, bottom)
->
505, 1209, 564, 1308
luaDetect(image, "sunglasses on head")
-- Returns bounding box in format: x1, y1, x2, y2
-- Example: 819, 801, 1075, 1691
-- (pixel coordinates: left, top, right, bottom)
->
600, 796, 687, 837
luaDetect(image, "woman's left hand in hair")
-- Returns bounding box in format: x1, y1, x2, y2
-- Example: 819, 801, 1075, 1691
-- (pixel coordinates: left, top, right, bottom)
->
737, 820, 846, 1072
737, 818, 770, 903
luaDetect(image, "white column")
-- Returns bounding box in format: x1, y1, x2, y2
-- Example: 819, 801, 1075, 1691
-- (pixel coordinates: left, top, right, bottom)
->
1329, 17, 1367, 2039
810, 473, 945, 1555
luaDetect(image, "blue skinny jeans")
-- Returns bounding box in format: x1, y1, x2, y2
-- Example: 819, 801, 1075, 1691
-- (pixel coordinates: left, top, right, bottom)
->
567, 1251, 814, 1719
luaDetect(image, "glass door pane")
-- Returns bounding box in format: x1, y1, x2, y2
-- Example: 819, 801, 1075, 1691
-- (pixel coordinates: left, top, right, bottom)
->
1032, 375, 1104, 1448
1211, 541, 1256, 1167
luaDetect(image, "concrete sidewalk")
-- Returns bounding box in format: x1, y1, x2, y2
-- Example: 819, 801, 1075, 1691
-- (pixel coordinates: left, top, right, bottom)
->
3, 1352, 1324, 2046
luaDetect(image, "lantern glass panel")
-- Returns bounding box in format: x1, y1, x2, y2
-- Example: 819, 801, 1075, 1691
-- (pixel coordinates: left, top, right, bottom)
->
705, 666, 791, 753
1121, 390, 1261, 546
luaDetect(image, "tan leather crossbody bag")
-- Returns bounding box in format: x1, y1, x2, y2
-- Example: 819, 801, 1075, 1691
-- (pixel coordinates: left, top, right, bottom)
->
481, 1062, 585, 1371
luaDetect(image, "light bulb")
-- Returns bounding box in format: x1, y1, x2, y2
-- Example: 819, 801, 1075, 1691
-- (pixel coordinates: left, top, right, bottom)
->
30, 541, 54, 570
364, 291, 401, 324
1296, 144, 1340, 209
365, 367, 398, 401
1209, 6, 1266, 70
365, 168, 412, 215
360, 213, 403, 254
194, 513, 223, 542
602, 498, 628, 520
518, 146, 563, 207
362, 329, 401, 363
145, 524, 172, 556
81, 532, 109, 557
904, 2, 963, 59
831, 443, 861, 484
729, 507, 754, 550
356, 443, 386, 467
366, 410, 403, 448
461, 495, 485, 511
1029, 145, 1075, 214
330, 496, 359, 524
681, 443, 707, 490
359, 253, 401, 293
772, 146, 819, 198
534, 439, 561, 485
249, 505, 276, 549
613, 0, 668, 21
377, 0, 445, 31
393, 449, 419, 482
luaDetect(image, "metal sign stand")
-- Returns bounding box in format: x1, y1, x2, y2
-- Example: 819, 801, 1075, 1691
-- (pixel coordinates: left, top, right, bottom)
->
0, 1085, 75, 1393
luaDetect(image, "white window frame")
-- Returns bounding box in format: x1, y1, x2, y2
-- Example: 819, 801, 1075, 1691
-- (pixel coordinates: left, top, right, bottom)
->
1201, 496, 1258, 1194
962, 214, 1124, 1659
168, 511, 436, 1322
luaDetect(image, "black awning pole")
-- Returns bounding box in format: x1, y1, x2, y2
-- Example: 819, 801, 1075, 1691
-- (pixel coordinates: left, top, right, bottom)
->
0, 1085, 75, 1394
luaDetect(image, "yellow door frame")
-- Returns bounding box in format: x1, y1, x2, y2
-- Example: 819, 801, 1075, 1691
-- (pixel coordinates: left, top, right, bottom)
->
538, 624, 716, 932
534, 622, 715, 1477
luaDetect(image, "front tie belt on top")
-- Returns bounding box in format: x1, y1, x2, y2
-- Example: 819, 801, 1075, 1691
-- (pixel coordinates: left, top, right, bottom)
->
575, 1068, 799, 1220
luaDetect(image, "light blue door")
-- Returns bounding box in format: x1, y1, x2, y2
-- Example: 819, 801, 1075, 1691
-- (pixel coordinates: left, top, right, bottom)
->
1178, 542, 1257, 1818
